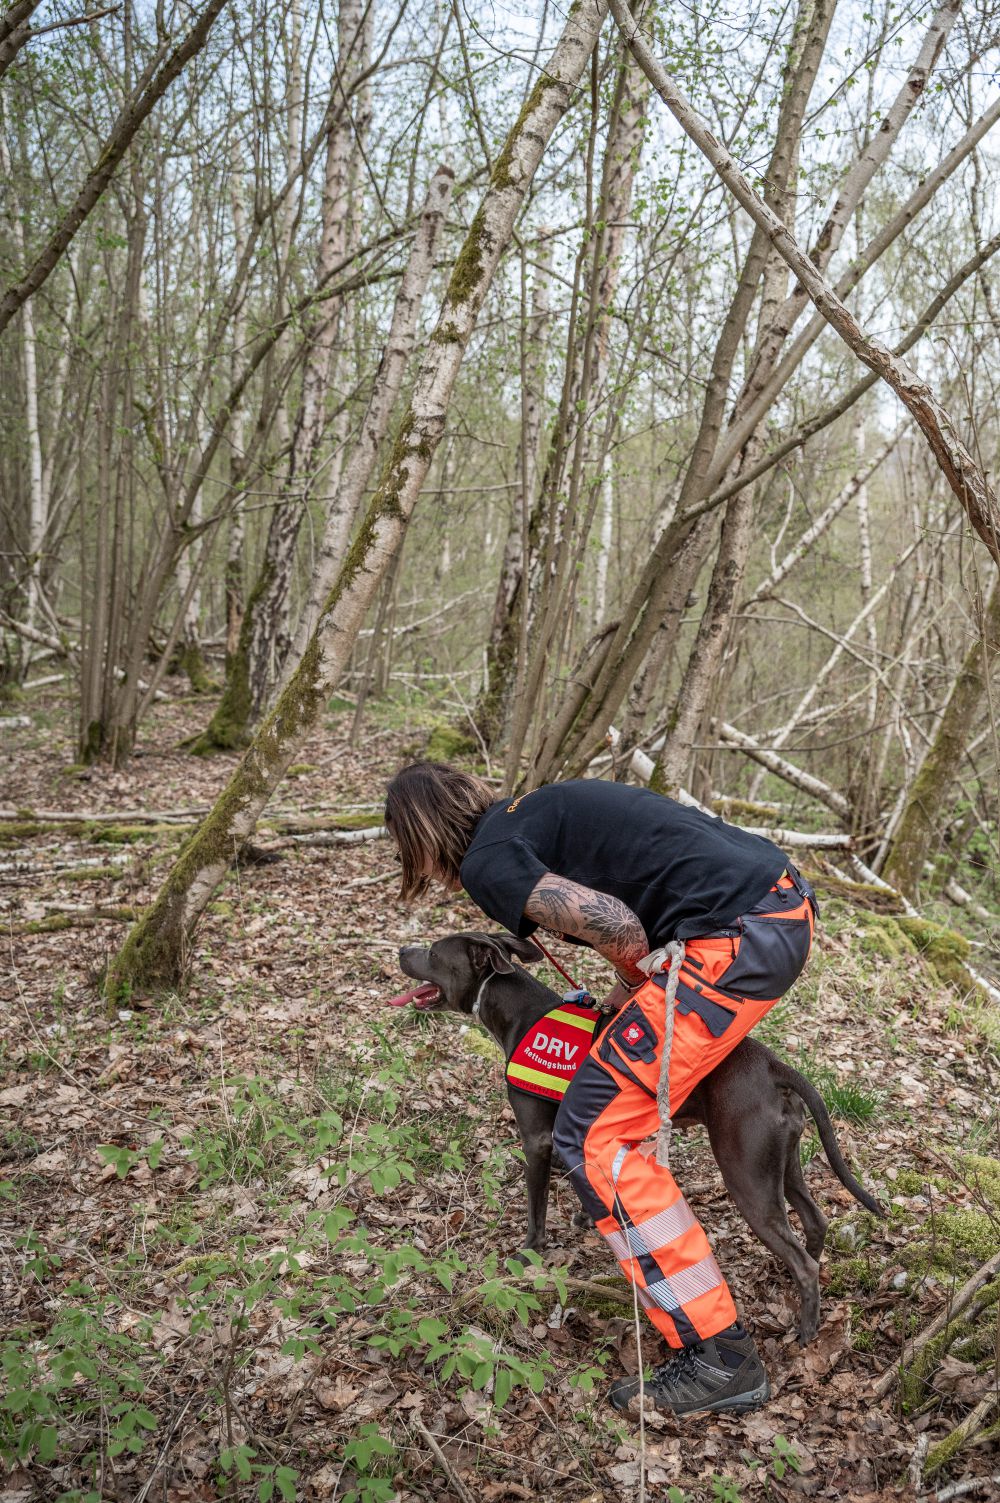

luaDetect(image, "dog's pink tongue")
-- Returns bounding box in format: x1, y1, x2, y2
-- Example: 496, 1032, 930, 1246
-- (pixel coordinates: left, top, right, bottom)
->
385, 983, 440, 1008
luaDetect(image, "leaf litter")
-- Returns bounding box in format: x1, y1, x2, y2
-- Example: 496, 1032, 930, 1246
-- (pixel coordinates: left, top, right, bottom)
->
1, 686, 1000, 1501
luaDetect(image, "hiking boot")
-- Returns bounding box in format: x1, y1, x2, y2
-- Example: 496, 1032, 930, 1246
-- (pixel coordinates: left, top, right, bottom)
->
608, 1323, 770, 1417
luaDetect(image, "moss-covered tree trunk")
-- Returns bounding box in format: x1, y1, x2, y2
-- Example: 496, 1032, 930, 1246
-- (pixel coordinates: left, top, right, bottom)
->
105, 1, 609, 995
883, 578, 1000, 899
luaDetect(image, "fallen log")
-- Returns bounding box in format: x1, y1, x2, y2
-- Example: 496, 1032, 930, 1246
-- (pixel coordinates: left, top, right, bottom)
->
872, 1248, 1000, 1400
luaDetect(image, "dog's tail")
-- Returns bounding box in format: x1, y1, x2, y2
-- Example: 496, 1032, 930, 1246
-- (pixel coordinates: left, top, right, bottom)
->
772, 1057, 885, 1217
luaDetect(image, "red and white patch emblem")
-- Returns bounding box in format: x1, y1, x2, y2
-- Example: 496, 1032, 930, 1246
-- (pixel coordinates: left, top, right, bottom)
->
623, 1022, 644, 1045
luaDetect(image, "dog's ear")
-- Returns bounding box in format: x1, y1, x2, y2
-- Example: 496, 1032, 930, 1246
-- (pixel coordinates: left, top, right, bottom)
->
470, 936, 517, 974
498, 933, 544, 965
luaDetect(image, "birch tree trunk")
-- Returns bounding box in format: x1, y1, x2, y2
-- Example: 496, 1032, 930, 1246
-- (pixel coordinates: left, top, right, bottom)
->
106, 0, 609, 995
284, 164, 455, 672
536, 4, 1000, 785
244, 0, 372, 721
883, 578, 1000, 898
475, 234, 553, 749
651, 0, 947, 794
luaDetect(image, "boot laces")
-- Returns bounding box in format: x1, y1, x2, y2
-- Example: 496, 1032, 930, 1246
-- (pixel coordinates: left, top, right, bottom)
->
655, 1344, 703, 1388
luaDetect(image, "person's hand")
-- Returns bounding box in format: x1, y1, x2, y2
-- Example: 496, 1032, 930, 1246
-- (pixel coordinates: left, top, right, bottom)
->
602, 979, 638, 1013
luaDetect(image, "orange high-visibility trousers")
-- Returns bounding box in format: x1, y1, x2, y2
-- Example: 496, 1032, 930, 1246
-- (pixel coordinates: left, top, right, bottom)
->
552, 869, 817, 1348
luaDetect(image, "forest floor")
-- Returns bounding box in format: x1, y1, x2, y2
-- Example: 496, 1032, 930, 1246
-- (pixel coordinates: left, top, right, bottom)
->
3, 684, 1000, 1503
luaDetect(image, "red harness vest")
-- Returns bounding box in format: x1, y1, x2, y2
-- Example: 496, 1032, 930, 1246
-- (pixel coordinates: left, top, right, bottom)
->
505, 996, 602, 1102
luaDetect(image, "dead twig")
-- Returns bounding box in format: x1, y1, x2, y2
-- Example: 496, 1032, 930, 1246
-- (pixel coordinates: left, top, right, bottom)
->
923, 1392, 1000, 1479
411, 1415, 477, 1503
921, 1474, 1000, 1503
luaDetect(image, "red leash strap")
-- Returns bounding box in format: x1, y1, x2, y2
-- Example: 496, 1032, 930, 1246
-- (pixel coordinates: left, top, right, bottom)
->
532, 936, 583, 992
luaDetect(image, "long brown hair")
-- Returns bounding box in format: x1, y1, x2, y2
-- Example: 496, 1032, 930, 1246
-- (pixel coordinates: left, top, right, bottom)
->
385, 761, 495, 900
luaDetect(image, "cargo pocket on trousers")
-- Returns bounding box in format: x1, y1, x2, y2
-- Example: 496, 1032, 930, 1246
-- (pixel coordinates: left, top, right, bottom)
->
673, 982, 738, 1039
715, 915, 812, 1000
596, 1001, 659, 1095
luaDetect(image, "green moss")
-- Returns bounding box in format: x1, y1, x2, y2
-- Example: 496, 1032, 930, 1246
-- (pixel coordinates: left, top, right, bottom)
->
827, 1256, 881, 1297
710, 796, 782, 821
924, 1426, 968, 1478
801, 871, 903, 912
956, 1152, 1000, 1205
491, 75, 560, 190
900, 1281, 1000, 1411
0, 820, 52, 846
59, 865, 121, 882
177, 640, 215, 695
425, 724, 477, 762
857, 912, 916, 961
903, 1207, 1000, 1278
893, 1169, 950, 1196
285, 763, 317, 777
446, 206, 490, 308
79, 718, 105, 765
431, 320, 462, 344
895, 916, 979, 996
569, 1278, 633, 1317
460, 1030, 502, 1063
86, 822, 178, 844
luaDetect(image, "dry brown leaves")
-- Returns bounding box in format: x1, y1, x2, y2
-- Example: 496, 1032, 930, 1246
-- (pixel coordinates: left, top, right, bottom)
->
2, 686, 999, 1501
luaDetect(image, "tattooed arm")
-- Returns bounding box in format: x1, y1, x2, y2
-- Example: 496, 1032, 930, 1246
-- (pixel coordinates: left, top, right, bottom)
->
523, 874, 649, 988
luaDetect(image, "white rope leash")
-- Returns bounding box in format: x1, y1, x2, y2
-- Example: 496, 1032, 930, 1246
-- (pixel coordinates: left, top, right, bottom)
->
635, 940, 686, 1169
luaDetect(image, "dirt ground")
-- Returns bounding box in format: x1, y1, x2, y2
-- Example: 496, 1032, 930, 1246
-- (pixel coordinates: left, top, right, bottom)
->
2, 687, 1000, 1503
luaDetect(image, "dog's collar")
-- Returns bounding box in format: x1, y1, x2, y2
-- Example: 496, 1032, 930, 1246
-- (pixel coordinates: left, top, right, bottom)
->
471, 972, 492, 1019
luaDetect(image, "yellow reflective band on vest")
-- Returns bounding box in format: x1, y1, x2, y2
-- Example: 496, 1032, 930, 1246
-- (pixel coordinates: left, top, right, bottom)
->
505, 997, 602, 1103
506, 1059, 574, 1095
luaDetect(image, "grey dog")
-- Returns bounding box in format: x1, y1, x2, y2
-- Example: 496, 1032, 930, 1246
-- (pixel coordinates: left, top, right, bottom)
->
394, 930, 882, 1344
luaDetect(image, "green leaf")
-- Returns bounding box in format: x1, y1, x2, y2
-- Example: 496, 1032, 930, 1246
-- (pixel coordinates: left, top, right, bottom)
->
37, 1425, 58, 1463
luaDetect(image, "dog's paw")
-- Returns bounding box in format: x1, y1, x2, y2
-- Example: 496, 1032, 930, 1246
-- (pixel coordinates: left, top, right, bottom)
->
571, 1210, 594, 1230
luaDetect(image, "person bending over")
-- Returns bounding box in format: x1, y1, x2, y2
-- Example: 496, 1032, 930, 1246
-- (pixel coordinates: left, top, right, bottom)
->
384, 760, 817, 1417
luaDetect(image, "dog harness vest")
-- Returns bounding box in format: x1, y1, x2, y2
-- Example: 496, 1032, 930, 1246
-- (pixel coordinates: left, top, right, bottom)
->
505, 993, 602, 1102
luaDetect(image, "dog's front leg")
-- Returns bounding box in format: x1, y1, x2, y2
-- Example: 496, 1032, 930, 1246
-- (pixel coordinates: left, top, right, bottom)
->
508, 1090, 555, 1253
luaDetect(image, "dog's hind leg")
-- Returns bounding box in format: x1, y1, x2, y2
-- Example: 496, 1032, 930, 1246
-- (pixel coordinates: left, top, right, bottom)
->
784, 1149, 828, 1264
708, 1117, 821, 1346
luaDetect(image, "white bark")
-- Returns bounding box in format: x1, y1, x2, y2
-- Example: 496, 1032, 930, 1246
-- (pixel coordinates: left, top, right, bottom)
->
808, 0, 960, 273
1, 130, 48, 636
744, 430, 900, 607
713, 720, 852, 819
594, 452, 614, 624
287, 163, 454, 667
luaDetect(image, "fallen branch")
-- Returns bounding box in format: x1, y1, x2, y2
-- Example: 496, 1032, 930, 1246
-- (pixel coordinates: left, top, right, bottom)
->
410, 1416, 477, 1503
11, 905, 138, 933
924, 1392, 999, 1478
848, 854, 1000, 1005
732, 827, 851, 849
286, 826, 387, 846
945, 880, 994, 925
922, 1474, 1000, 1503
872, 1248, 1000, 1400
713, 721, 852, 820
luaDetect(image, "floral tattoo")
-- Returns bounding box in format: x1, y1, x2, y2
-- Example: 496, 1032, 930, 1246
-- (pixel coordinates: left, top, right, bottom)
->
524, 874, 648, 982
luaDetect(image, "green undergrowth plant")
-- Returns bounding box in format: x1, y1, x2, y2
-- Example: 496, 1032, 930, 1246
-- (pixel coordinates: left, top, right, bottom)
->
1, 1289, 160, 1479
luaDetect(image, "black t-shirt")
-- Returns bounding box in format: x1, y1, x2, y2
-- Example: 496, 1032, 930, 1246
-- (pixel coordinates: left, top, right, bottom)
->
459, 780, 787, 948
